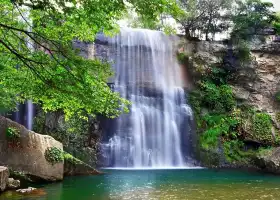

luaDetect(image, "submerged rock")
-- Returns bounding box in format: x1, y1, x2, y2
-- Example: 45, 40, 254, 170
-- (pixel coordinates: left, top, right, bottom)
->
0, 166, 9, 192
7, 178, 20, 190
0, 116, 63, 182
16, 187, 37, 194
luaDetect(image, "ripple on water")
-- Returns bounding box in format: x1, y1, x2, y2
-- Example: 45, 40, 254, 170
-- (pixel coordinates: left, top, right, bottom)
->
2, 169, 280, 200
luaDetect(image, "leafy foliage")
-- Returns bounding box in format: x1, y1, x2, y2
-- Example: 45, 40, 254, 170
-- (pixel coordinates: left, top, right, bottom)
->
44, 147, 64, 164
230, 0, 277, 63
0, 0, 177, 119
198, 109, 248, 162
63, 152, 83, 165
273, 12, 280, 35
174, 0, 233, 40
6, 127, 20, 140
231, 0, 275, 41
200, 113, 240, 149
202, 67, 231, 85
33, 110, 99, 166
200, 81, 235, 113
251, 113, 273, 144
122, 1, 180, 31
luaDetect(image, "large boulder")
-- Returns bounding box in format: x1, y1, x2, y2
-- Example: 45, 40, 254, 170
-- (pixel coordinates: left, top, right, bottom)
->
0, 116, 63, 182
0, 166, 9, 192
254, 148, 280, 174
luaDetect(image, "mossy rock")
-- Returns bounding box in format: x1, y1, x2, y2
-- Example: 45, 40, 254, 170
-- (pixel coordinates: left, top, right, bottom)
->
253, 147, 280, 174
9, 169, 33, 187
63, 152, 101, 176
196, 149, 221, 168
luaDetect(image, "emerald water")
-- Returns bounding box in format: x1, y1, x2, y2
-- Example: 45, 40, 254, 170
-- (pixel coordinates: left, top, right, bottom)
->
2, 169, 280, 200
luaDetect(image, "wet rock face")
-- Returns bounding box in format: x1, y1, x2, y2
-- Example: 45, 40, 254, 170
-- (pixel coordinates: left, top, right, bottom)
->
7, 178, 20, 190
185, 40, 280, 138
16, 187, 37, 194
0, 116, 63, 182
0, 166, 9, 192
254, 148, 280, 174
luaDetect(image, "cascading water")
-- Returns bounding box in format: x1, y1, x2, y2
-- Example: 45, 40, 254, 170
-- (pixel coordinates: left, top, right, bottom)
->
26, 100, 34, 130
101, 28, 194, 169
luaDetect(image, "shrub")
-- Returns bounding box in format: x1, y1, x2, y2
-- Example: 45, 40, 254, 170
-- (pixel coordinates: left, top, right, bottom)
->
251, 113, 273, 144
45, 147, 64, 164
63, 152, 83, 165
200, 112, 243, 162
223, 140, 245, 162
200, 81, 235, 113
202, 67, 231, 85
6, 127, 20, 140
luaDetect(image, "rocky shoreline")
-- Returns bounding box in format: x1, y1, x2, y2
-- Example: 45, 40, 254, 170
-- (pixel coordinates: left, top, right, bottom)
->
0, 116, 101, 195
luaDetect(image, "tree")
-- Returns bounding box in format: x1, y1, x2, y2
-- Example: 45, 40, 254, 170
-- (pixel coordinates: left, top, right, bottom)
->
175, 0, 233, 40
0, 0, 176, 119
231, 0, 276, 41
199, 0, 232, 41
122, 0, 180, 32
273, 12, 280, 35
229, 0, 277, 63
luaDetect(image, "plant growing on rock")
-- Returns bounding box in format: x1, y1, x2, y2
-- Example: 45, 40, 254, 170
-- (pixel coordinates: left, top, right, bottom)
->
6, 127, 20, 140
6, 127, 21, 148
45, 147, 64, 165
200, 81, 235, 113
251, 113, 273, 144
63, 152, 83, 165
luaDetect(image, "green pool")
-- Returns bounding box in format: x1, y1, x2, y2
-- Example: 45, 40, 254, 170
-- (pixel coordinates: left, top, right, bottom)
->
2, 169, 280, 200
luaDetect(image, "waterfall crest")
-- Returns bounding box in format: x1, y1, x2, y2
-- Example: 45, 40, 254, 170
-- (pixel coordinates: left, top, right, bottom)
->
101, 28, 193, 168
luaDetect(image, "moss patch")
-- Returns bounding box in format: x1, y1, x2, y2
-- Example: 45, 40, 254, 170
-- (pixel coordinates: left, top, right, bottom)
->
63, 152, 83, 165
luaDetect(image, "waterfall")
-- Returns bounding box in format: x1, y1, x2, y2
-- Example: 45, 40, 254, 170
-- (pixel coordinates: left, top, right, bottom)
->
101, 28, 194, 169
26, 100, 34, 130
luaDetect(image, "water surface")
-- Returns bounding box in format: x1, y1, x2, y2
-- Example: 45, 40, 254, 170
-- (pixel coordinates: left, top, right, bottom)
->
2, 169, 280, 200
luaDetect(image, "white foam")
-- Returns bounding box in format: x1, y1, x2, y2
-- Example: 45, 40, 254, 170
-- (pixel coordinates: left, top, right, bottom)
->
101, 167, 205, 170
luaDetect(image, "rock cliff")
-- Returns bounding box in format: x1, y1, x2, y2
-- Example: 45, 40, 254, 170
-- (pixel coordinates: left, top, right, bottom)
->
182, 40, 280, 172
